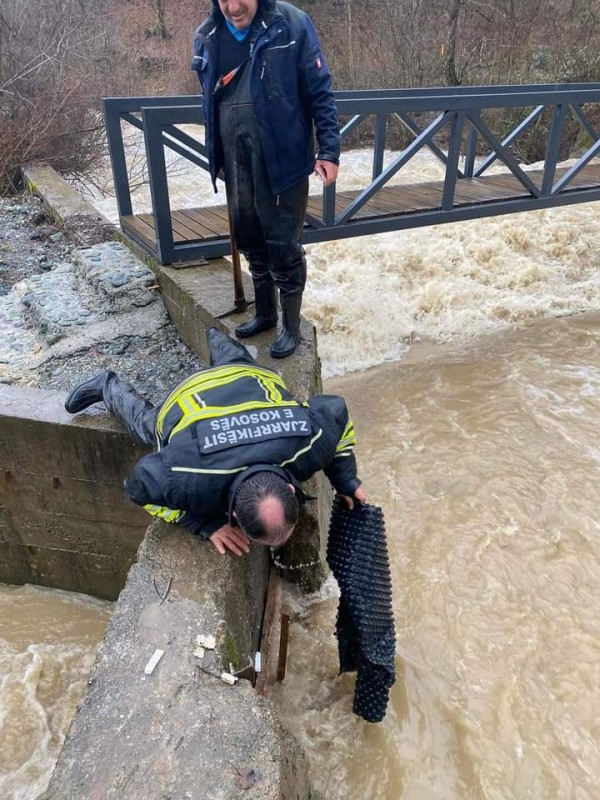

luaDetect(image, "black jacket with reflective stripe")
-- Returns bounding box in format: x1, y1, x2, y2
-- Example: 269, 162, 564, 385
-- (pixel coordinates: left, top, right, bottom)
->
124, 364, 360, 537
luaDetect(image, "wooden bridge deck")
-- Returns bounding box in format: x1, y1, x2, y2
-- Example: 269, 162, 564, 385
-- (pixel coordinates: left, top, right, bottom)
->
122, 163, 600, 253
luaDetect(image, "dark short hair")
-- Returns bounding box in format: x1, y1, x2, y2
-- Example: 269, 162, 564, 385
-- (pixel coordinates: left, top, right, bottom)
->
234, 471, 299, 547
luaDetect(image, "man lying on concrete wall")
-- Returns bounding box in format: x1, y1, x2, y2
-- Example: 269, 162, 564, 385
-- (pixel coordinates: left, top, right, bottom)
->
64, 328, 366, 555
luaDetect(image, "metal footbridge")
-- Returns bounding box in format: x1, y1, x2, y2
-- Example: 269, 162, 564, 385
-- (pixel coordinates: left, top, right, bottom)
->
104, 83, 600, 266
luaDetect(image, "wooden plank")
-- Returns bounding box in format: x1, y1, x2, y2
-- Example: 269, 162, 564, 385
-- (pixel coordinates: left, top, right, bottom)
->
170, 212, 209, 242
277, 606, 291, 682
255, 569, 282, 698
172, 209, 219, 240
203, 204, 231, 224
193, 206, 229, 236
138, 212, 186, 243
122, 215, 157, 250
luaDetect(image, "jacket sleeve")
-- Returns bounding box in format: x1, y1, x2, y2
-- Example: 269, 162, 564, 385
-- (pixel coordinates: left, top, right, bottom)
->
297, 16, 340, 165
305, 395, 361, 496
124, 452, 222, 540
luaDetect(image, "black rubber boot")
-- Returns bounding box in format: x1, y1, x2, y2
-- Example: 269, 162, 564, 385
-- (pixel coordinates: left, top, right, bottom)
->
64, 370, 114, 413
235, 281, 278, 339
270, 293, 302, 359
207, 327, 256, 367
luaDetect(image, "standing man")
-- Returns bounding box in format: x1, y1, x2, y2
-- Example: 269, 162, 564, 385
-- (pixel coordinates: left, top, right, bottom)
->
192, 0, 340, 359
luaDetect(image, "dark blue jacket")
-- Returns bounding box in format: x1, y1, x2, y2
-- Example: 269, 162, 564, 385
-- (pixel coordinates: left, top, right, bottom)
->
124, 363, 360, 538
192, 0, 340, 195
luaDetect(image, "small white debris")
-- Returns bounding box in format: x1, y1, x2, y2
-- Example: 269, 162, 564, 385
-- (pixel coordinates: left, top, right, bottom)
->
144, 648, 165, 675
220, 672, 238, 686
193, 647, 205, 660
254, 651, 262, 673
196, 634, 216, 650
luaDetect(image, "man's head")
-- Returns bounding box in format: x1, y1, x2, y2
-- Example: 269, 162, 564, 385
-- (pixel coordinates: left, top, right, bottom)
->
233, 470, 300, 548
216, 0, 259, 30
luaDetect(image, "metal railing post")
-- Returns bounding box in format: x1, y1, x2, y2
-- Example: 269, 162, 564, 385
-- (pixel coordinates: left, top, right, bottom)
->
103, 100, 133, 218
142, 107, 175, 265
442, 111, 465, 210
373, 114, 387, 181
542, 104, 567, 196
463, 121, 478, 178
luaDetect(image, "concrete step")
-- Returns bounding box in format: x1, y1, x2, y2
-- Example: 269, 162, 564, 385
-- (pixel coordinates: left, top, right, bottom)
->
15, 242, 160, 348
0, 287, 38, 369
72, 241, 158, 312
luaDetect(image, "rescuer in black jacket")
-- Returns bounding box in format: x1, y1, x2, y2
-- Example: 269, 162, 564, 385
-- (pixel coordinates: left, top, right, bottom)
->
64, 328, 366, 555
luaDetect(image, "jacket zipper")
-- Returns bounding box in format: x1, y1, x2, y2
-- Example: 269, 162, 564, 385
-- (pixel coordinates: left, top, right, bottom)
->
260, 40, 296, 81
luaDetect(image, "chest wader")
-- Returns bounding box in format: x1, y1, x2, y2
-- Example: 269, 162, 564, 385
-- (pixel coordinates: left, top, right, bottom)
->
64, 370, 159, 445
218, 60, 308, 359
63, 330, 256, 445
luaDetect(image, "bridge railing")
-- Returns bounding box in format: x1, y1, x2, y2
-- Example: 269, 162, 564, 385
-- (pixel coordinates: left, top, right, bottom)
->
104, 83, 600, 264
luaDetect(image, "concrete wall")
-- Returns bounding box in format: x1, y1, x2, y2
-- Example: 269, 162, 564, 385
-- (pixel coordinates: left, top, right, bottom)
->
0, 385, 150, 600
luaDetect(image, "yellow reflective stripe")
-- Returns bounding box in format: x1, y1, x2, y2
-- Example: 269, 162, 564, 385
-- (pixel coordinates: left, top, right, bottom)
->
143, 504, 184, 523
155, 365, 286, 438
179, 395, 200, 415
171, 465, 248, 475
258, 375, 283, 402
336, 420, 356, 452
168, 400, 301, 440
280, 429, 323, 466
170, 429, 323, 475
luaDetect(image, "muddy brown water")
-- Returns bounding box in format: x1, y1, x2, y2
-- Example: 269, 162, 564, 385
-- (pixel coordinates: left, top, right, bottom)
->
0, 586, 112, 799
273, 313, 600, 800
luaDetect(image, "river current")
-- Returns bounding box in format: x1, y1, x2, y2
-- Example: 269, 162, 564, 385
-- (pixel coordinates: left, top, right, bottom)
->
3, 142, 600, 798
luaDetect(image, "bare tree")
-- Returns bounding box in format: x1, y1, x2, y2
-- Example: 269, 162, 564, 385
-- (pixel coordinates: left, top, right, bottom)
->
0, 0, 115, 193
149, 0, 168, 38
445, 0, 463, 85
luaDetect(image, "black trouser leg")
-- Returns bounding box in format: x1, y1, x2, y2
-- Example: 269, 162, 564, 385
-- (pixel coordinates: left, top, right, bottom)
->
206, 327, 256, 367
270, 292, 303, 359
234, 250, 278, 338
103, 374, 159, 445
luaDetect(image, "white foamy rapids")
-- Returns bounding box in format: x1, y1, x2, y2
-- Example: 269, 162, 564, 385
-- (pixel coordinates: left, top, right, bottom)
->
304, 197, 600, 377
79, 133, 600, 379
0, 642, 95, 800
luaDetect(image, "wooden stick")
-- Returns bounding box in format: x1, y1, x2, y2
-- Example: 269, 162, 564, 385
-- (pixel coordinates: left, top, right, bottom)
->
277, 606, 291, 682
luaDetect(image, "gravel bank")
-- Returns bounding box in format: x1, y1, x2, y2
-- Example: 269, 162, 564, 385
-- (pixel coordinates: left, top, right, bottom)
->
0, 194, 205, 405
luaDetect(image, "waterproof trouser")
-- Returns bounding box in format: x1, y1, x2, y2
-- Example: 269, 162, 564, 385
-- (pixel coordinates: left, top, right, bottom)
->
218, 64, 308, 297
103, 329, 255, 445
102, 374, 159, 446
206, 326, 255, 366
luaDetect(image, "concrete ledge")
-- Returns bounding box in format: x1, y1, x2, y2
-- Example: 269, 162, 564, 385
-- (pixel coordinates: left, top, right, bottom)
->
22, 164, 116, 246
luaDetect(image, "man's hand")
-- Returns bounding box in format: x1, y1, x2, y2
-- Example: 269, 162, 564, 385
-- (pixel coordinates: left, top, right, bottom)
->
209, 524, 250, 556
314, 159, 338, 187
338, 484, 367, 510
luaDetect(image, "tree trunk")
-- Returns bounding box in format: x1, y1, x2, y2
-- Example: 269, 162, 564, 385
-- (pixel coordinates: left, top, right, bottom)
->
445, 0, 462, 86
150, 0, 168, 38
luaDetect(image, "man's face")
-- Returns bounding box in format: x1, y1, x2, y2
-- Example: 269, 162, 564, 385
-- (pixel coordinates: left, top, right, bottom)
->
217, 0, 258, 30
